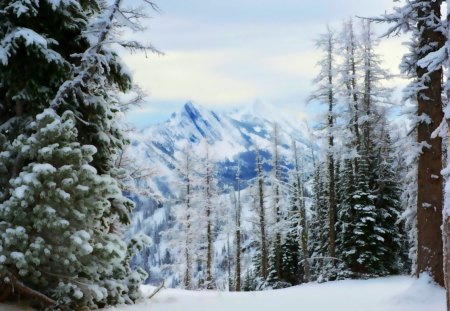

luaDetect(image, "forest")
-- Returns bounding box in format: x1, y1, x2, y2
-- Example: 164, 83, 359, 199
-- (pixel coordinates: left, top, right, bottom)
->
0, 0, 449, 310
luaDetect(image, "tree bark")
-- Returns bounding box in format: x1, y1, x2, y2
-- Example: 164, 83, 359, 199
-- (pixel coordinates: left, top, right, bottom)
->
443, 216, 450, 310
443, 4, 450, 308
256, 148, 268, 279
2, 270, 59, 309
416, 0, 444, 287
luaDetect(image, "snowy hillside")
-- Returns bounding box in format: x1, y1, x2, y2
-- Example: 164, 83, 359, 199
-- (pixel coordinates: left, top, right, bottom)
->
125, 102, 315, 286
104, 276, 445, 311
127, 101, 314, 195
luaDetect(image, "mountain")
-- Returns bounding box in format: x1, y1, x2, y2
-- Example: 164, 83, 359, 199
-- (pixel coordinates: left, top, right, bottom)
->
128, 101, 314, 193
125, 101, 316, 285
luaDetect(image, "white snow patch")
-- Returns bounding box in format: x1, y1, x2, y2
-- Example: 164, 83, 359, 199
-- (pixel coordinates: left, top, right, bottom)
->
104, 276, 445, 311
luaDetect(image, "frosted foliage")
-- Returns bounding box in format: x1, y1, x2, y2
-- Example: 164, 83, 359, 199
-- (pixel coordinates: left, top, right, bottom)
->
0, 28, 64, 66
0, 109, 145, 308
4, 0, 39, 18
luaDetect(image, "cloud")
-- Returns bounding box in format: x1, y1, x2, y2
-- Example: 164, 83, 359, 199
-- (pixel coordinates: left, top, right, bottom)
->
120, 0, 408, 127
123, 50, 260, 106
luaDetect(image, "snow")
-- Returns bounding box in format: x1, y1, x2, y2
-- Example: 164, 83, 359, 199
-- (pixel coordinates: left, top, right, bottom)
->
12, 185, 28, 199
32, 163, 57, 174
103, 276, 444, 311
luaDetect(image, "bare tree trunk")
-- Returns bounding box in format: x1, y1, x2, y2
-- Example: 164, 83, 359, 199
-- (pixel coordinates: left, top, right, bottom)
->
227, 233, 233, 291
235, 167, 242, 291
256, 148, 268, 279
184, 151, 192, 289
415, 0, 445, 287
204, 144, 214, 289
272, 124, 282, 279
206, 203, 213, 288
347, 20, 360, 173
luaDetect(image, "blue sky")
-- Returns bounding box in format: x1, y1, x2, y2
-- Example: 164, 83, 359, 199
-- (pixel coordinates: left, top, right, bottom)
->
121, 0, 407, 128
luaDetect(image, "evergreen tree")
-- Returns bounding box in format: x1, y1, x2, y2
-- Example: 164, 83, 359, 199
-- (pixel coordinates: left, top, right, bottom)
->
292, 141, 310, 282
379, 1, 445, 285
0, 110, 148, 309
235, 165, 242, 291
339, 19, 361, 174
280, 182, 301, 285
309, 27, 338, 270
338, 159, 356, 277
255, 146, 268, 280
373, 130, 403, 274
309, 163, 329, 281
202, 142, 216, 289
0, 0, 153, 308
340, 150, 383, 277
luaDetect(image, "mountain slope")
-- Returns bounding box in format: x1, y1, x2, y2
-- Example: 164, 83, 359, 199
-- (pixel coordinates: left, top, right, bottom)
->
126, 102, 316, 285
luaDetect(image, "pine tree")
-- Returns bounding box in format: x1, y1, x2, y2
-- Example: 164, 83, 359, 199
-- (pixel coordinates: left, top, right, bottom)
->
0, 0, 153, 308
379, 0, 445, 285
271, 123, 283, 281
373, 130, 403, 274
309, 27, 338, 269
235, 165, 242, 291
309, 163, 329, 281
165, 145, 200, 290
0, 110, 148, 309
255, 146, 268, 280
339, 19, 361, 174
340, 149, 383, 277
337, 159, 355, 277
202, 142, 216, 289
292, 141, 310, 282
280, 181, 301, 285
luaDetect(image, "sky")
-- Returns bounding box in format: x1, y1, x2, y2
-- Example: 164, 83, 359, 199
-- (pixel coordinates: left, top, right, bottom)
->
120, 0, 408, 129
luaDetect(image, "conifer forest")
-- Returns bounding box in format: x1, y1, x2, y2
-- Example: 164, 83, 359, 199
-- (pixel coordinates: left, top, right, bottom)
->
0, 0, 450, 310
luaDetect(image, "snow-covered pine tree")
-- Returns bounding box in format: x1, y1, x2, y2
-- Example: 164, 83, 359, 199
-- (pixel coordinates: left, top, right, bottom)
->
280, 180, 301, 286
339, 19, 361, 175
255, 145, 268, 282
340, 146, 383, 278
358, 20, 394, 191
164, 144, 201, 289
0, 0, 154, 308
373, 128, 403, 274
333, 158, 344, 267
235, 164, 242, 291
337, 159, 355, 278
308, 26, 338, 269
377, 0, 445, 286
0, 109, 148, 309
309, 162, 329, 281
292, 140, 310, 282
201, 141, 217, 289
270, 123, 283, 282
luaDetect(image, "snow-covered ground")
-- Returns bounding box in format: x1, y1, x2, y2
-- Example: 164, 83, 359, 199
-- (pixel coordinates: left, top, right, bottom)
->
107, 276, 445, 311
0, 276, 444, 311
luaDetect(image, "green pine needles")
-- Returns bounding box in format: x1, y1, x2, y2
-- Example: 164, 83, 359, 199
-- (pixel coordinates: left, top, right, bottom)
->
0, 0, 153, 308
